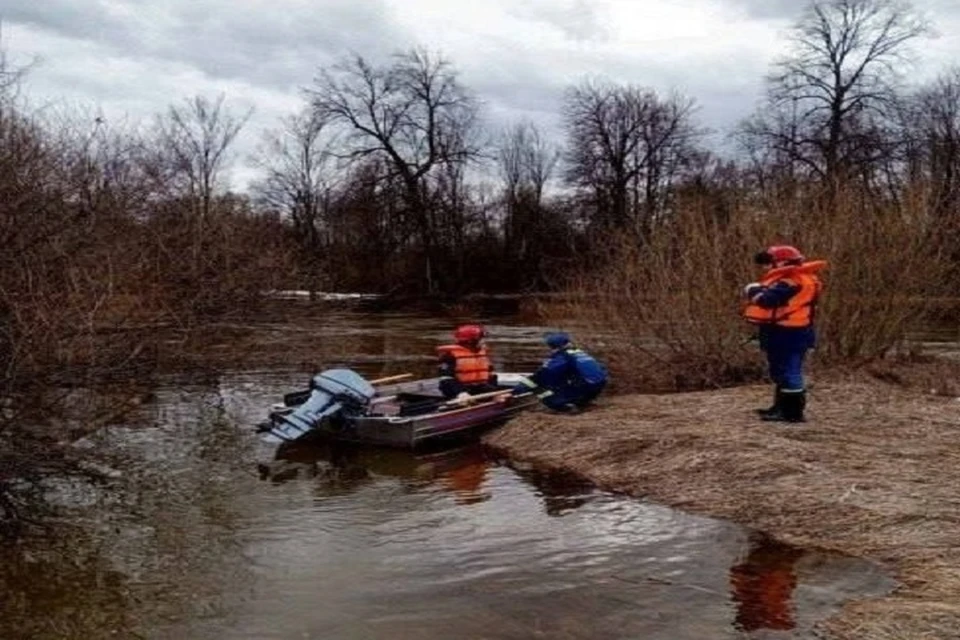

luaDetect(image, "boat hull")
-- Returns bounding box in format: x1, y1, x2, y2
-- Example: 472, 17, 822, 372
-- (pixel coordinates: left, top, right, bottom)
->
322, 393, 540, 448
259, 373, 538, 449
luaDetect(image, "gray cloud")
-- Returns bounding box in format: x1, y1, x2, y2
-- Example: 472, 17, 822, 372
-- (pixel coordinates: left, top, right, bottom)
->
721, 0, 804, 21
4, 1, 120, 44
6, 0, 960, 190
5, 0, 406, 90
725, 0, 960, 26
506, 0, 610, 42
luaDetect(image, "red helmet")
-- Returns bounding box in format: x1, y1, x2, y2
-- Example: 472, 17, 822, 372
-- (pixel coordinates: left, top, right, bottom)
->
755, 245, 804, 265
454, 324, 485, 343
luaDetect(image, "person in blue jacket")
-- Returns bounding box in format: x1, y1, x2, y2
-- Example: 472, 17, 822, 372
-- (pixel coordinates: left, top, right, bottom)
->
515, 332, 608, 412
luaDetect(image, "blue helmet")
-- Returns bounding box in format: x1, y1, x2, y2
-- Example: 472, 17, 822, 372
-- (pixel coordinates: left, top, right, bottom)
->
544, 332, 571, 349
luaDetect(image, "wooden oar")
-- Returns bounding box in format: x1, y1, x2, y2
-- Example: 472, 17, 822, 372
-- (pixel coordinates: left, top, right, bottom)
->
373, 389, 507, 409
440, 389, 513, 408
434, 391, 535, 417
369, 373, 414, 385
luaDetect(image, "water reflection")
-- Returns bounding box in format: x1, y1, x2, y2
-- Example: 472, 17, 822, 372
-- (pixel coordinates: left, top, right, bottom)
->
0, 536, 131, 640
261, 441, 494, 506
510, 465, 596, 517
730, 533, 805, 633
434, 448, 490, 505
262, 442, 602, 512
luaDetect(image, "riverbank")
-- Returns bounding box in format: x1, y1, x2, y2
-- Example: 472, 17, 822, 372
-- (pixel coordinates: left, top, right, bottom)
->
484, 360, 960, 640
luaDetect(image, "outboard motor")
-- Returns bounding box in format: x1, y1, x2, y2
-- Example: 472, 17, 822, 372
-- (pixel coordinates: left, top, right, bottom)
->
260, 369, 376, 444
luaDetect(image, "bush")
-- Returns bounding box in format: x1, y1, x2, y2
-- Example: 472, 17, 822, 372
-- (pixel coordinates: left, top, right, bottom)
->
548, 184, 953, 391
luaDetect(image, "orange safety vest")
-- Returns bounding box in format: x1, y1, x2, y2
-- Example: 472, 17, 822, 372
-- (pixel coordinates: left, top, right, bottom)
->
743, 261, 827, 328
436, 344, 492, 385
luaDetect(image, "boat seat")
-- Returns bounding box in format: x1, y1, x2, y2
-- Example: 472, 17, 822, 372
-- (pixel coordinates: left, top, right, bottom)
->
396, 393, 444, 417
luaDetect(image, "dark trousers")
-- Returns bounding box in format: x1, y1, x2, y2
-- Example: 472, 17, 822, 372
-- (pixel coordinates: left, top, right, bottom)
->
541, 381, 606, 411
439, 378, 498, 399
765, 346, 807, 391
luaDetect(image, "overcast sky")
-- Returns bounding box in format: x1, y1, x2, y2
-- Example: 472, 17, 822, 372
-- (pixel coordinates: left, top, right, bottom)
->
5, 0, 960, 190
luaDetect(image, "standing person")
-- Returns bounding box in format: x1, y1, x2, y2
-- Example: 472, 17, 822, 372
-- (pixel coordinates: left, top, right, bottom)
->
515, 332, 608, 412
437, 324, 497, 399
742, 245, 827, 423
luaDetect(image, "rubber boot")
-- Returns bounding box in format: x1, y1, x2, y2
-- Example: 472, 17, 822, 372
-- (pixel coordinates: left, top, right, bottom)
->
763, 390, 805, 423
780, 390, 806, 423
755, 385, 781, 417
760, 389, 786, 422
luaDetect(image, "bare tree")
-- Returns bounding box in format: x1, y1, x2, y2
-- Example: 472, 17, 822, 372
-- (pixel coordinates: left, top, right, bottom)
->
746, 0, 928, 185
309, 48, 480, 292
900, 68, 960, 218
0, 22, 35, 105
497, 121, 559, 280
499, 121, 557, 209
563, 80, 699, 236
150, 94, 251, 281
156, 94, 251, 221
254, 109, 337, 254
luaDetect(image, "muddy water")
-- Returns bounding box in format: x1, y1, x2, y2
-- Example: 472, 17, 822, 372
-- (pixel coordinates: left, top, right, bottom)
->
2, 306, 896, 639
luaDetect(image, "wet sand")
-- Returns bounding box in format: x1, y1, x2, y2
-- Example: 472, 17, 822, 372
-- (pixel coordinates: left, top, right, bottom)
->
485, 366, 960, 639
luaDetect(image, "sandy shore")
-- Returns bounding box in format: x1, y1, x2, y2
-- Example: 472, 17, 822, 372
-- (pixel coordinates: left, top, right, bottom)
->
484, 365, 960, 639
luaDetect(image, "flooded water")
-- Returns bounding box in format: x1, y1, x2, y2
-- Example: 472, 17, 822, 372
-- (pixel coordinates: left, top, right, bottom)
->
1, 304, 897, 639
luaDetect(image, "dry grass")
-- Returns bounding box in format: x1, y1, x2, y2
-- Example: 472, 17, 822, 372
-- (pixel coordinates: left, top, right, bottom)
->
549, 184, 953, 392
485, 361, 960, 639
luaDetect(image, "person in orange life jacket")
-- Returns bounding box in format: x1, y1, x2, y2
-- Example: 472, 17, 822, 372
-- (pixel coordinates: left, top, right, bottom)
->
436, 324, 497, 399
514, 332, 608, 412
742, 245, 827, 423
